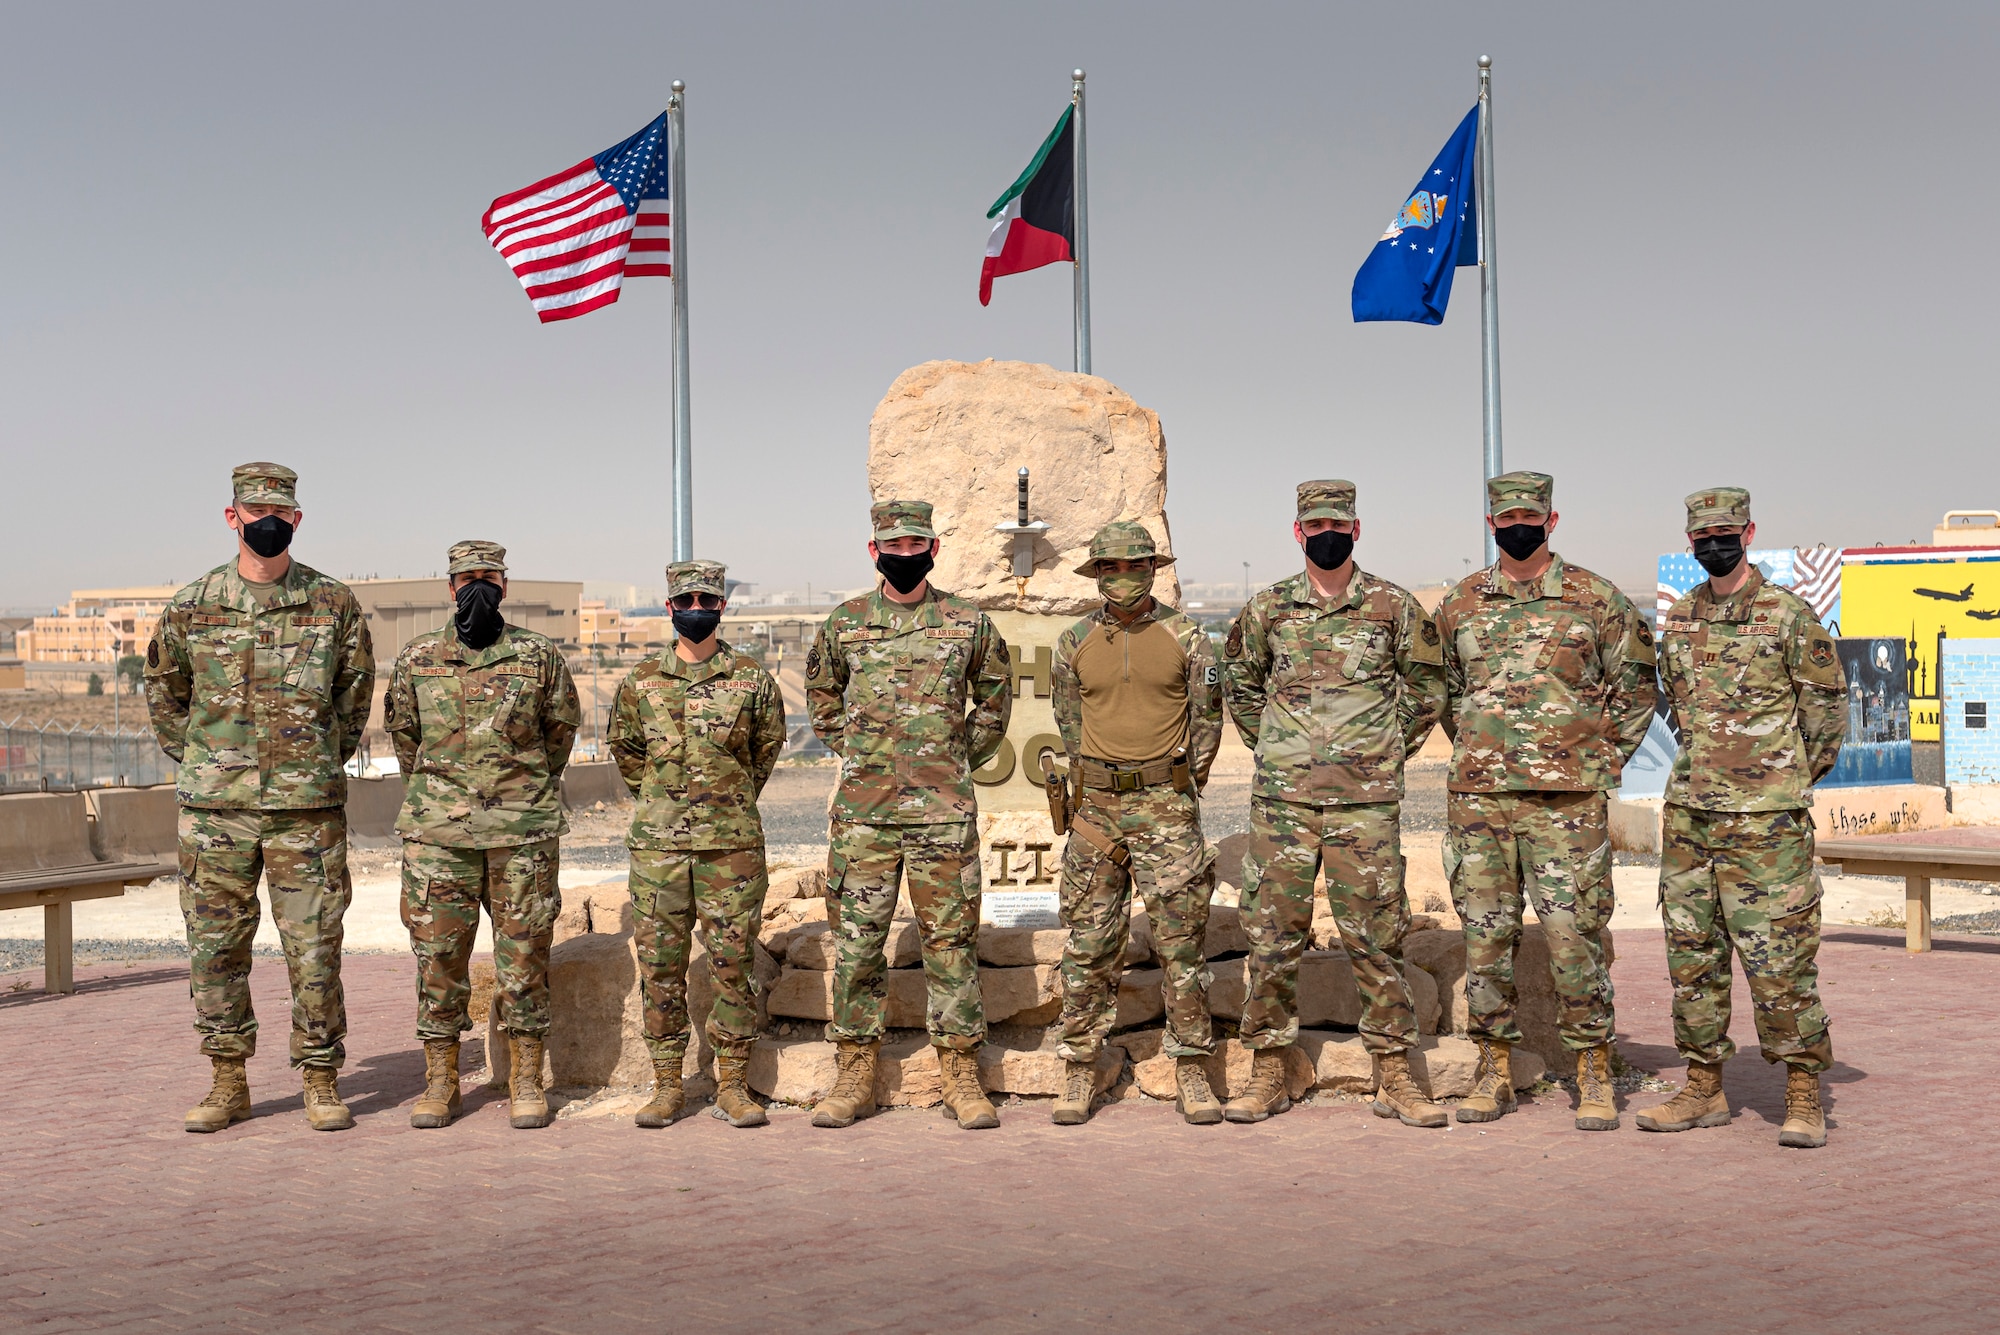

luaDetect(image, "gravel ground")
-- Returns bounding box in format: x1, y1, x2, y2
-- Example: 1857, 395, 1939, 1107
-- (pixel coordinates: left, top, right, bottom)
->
1931, 909, 2000, 935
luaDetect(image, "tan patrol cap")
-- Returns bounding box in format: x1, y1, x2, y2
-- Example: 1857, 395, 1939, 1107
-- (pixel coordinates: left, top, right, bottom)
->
667, 560, 728, 598
871, 499, 936, 541
232, 462, 298, 508
1684, 487, 1751, 532
1486, 470, 1554, 518
1072, 520, 1175, 576
1297, 479, 1356, 523
447, 540, 507, 576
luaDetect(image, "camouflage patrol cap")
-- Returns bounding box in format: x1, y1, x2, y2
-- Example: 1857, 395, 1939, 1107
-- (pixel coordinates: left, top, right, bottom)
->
231, 462, 298, 508
1486, 470, 1554, 518
1684, 487, 1752, 532
667, 559, 728, 598
1297, 479, 1357, 523
1072, 520, 1176, 576
871, 499, 936, 541
446, 540, 508, 576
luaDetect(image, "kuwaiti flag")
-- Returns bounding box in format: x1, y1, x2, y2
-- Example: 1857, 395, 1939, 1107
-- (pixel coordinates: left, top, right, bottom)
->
979, 105, 1075, 305
483, 112, 672, 323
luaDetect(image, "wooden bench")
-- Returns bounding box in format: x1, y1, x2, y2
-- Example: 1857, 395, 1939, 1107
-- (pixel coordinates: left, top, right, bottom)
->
0, 790, 176, 995
1816, 838, 2000, 954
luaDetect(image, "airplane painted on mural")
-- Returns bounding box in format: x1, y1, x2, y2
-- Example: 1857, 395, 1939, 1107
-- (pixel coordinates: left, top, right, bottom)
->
1913, 583, 1976, 602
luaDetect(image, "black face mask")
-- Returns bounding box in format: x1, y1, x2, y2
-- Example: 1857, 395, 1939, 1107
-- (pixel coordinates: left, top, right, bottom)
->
875, 550, 935, 595
1493, 523, 1548, 561
239, 515, 295, 559
1691, 534, 1746, 579
1304, 530, 1354, 572
671, 608, 722, 644
454, 579, 505, 650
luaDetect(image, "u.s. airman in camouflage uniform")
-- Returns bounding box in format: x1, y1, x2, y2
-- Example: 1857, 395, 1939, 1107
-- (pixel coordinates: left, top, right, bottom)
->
1047, 521, 1225, 1126
1636, 489, 1846, 1148
383, 540, 580, 1131
1220, 481, 1450, 1129
145, 463, 375, 1133
609, 559, 787, 1130
1436, 470, 1656, 1130
804, 500, 1013, 1130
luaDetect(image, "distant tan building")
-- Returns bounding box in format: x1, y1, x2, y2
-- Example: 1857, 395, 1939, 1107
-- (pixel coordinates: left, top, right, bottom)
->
16, 586, 179, 664
354, 577, 583, 666
1932, 510, 2000, 548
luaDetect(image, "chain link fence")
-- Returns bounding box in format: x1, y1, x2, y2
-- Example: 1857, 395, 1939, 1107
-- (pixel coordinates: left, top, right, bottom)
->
0, 718, 174, 792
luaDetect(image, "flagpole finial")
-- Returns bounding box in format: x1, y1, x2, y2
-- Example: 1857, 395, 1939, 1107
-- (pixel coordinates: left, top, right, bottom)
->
1477, 55, 1490, 69
1073, 69, 1086, 82
671, 79, 685, 94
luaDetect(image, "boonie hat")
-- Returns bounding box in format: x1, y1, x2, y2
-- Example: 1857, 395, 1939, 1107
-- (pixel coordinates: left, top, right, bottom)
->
1073, 520, 1175, 576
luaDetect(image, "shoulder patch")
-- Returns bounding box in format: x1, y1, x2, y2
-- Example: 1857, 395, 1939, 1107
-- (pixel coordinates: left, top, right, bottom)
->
805, 643, 824, 681
1411, 615, 1444, 666
146, 639, 160, 668
1224, 619, 1245, 660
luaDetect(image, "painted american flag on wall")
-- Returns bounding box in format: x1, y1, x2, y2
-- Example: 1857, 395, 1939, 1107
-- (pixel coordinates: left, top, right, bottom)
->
1657, 547, 1842, 633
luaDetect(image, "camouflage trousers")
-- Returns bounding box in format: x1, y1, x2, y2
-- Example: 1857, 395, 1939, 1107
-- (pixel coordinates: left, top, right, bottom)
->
630, 846, 768, 1064
1056, 786, 1215, 1063
1446, 791, 1616, 1051
178, 806, 349, 1067
827, 819, 983, 1050
400, 838, 560, 1042
1660, 804, 1832, 1074
1240, 798, 1416, 1054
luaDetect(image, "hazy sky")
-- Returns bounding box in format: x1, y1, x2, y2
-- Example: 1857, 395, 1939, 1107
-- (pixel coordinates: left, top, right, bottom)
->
5, 2, 1994, 609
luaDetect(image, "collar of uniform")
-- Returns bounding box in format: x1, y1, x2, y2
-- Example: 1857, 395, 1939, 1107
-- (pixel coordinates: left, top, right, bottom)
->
1694, 563, 1767, 622
1291, 566, 1370, 612
440, 621, 521, 669
657, 638, 736, 682
1093, 598, 1165, 632
866, 586, 941, 630
1482, 553, 1567, 603
213, 559, 311, 615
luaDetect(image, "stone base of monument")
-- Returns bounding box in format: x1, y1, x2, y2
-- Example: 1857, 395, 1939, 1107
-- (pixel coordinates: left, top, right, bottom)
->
514, 863, 1586, 1112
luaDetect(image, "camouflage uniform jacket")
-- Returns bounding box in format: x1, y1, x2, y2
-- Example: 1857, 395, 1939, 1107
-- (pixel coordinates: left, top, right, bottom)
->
1659, 566, 1846, 811
609, 642, 787, 850
1052, 601, 1225, 786
144, 560, 374, 810
805, 587, 1012, 824
1435, 554, 1657, 793
1222, 568, 1446, 805
383, 623, 581, 847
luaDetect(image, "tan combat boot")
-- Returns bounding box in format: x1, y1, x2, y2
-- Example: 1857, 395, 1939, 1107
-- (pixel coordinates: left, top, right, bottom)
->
1574, 1044, 1619, 1131
184, 1056, 250, 1133
1455, 1039, 1515, 1123
508, 1035, 551, 1129
1051, 1059, 1097, 1126
712, 1050, 768, 1128
409, 1038, 463, 1129
810, 1040, 879, 1128
300, 1066, 353, 1132
634, 1058, 685, 1128
1636, 1060, 1729, 1133
1778, 1067, 1827, 1149
1372, 1051, 1448, 1128
1175, 1056, 1224, 1125
938, 1047, 1000, 1130
1223, 1048, 1291, 1124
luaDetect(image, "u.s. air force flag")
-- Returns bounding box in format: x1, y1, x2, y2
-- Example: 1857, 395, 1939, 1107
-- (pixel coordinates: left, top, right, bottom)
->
1351, 106, 1479, 324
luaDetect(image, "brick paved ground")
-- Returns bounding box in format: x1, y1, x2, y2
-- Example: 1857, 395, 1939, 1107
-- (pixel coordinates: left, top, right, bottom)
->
3, 926, 1997, 1334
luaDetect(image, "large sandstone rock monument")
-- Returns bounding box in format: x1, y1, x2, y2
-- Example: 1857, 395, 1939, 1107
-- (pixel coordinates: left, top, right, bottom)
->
868, 359, 1181, 616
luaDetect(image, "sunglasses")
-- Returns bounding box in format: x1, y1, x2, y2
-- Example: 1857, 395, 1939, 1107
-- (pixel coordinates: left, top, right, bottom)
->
670, 593, 724, 611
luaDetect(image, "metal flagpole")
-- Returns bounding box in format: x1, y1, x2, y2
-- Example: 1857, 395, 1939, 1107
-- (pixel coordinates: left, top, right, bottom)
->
669, 80, 693, 561
1071, 69, 1091, 375
1477, 55, 1502, 566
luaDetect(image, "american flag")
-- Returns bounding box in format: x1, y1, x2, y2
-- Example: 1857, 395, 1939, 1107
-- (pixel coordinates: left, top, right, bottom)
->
482, 112, 671, 323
